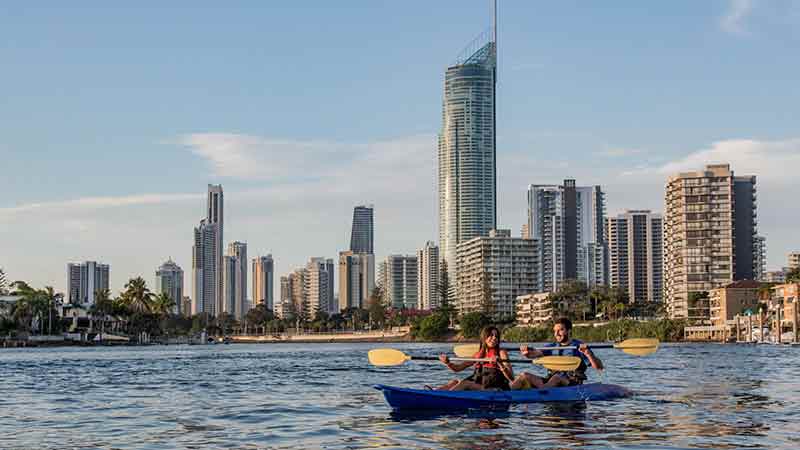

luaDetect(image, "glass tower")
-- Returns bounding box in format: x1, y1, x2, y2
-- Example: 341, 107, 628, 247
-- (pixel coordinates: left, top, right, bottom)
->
438, 31, 497, 280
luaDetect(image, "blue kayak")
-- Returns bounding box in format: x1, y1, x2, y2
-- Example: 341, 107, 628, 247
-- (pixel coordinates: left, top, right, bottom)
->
374, 383, 631, 410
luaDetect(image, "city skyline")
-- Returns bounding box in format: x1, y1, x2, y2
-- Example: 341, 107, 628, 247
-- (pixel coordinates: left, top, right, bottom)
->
2, 1, 799, 294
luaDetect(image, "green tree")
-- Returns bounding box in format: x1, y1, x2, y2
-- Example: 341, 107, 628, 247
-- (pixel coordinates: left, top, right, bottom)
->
479, 270, 496, 318
90, 288, 115, 337
151, 292, 176, 317
367, 286, 387, 330
550, 279, 590, 321
458, 311, 491, 339
244, 304, 274, 334
785, 267, 800, 283
122, 277, 153, 314
415, 312, 449, 340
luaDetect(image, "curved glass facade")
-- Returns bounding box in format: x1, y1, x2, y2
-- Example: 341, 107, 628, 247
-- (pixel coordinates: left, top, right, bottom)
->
438, 40, 496, 279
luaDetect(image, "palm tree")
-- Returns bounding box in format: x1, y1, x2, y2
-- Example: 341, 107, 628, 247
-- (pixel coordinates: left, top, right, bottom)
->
90, 288, 114, 338
151, 292, 176, 318
122, 277, 153, 314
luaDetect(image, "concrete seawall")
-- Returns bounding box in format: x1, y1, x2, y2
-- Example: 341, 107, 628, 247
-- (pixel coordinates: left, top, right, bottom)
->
231, 331, 409, 343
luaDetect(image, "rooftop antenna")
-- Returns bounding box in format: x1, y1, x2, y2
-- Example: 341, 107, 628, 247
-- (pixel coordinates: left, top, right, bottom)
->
492, 0, 497, 45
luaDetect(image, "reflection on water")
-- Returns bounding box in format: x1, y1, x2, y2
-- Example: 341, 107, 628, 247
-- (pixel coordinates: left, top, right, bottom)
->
1, 343, 799, 449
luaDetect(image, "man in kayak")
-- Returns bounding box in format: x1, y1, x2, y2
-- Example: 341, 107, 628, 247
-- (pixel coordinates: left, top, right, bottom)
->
435, 326, 515, 391
511, 317, 603, 389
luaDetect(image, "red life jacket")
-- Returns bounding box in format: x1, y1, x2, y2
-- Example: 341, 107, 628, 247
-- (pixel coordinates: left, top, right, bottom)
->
474, 347, 500, 369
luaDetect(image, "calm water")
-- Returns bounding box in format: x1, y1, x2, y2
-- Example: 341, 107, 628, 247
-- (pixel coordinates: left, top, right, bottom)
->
1, 342, 798, 449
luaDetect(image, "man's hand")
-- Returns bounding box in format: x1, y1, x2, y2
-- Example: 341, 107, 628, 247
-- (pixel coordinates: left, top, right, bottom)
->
520, 345, 543, 359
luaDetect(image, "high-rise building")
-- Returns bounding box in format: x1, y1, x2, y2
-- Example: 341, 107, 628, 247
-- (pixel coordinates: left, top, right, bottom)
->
192, 219, 218, 316
290, 268, 306, 318
67, 261, 109, 306
276, 275, 293, 319
350, 205, 374, 254
455, 229, 539, 318
527, 180, 607, 293
155, 259, 184, 315
788, 252, 800, 270
664, 164, 757, 319
754, 236, 766, 281
605, 210, 663, 304
417, 241, 440, 310
338, 251, 374, 311
252, 255, 274, 311
207, 184, 224, 315
305, 257, 335, 315
383, 255, 418, 309
438, 27, 497, 283
224, 241, 247, 319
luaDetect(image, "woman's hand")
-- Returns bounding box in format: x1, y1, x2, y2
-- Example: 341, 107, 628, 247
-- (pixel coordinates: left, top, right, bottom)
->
520, 345, 542, 359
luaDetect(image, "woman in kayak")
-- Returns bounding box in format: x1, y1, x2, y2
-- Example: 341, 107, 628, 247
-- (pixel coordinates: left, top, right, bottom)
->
435, 326, 514, 391
511, 317, 603, 389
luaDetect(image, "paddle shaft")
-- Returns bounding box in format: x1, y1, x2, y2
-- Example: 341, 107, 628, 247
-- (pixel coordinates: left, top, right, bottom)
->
502, 344, 613, 352
412, 356, 536, 364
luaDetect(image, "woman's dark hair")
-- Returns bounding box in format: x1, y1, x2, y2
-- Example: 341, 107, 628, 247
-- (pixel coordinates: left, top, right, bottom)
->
555, 317, 573, 331
478, 325, 501, 355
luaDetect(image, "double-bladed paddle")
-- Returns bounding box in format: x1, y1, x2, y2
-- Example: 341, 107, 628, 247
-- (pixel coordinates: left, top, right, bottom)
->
367, 348, 582, 371
452, 338, 660, 358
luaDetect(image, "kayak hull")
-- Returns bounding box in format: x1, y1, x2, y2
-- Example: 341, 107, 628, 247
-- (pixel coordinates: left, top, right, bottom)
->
374, 383, 631, 410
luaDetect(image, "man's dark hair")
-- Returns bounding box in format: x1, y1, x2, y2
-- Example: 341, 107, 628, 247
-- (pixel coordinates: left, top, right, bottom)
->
555, 317, 573, 331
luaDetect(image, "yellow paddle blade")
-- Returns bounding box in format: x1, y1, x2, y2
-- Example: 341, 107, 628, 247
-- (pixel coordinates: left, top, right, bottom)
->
368, 348, 411, 366
453, 344, 481, 358
614, 338, 659, 356
533, 356, 582, 371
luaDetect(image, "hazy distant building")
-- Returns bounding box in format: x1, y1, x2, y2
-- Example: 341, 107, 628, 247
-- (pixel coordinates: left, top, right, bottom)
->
155, 259, 183, 315
192, 219, 218, 316
383, 255, 418, 309
181, 296, 192, 317
788, 252, 800, 271
455, 229, 539, 318
67, 261, 109, 306
438, 29, 497, 283
417, 241, 440, 310
290, 268, 306, 318
664, 164, 757, 320
754, 236, 766, 281
223, 241, 247, 319
528, 180, 607, 293
276, 275, 293, 319
605, 210, 663, 304
252, 255, 274, 311
764, 271, 786, 284
350, 205, 374, 254
338, 251, 374, 310
207, 184, 224, 315
305, 257, 335, 315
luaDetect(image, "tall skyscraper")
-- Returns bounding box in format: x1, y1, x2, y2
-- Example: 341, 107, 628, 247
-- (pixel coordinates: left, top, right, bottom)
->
338, 251, 374, 311
67, 261, 109, 306
383, 255, 418, 309
192, 219, 218, 315
455, 229, 539, 318
305, 257, 335, 315
605, 210, 663, 304
527, 180, 607, 293
438, 24, 497, 282
350, 205, 374, 254
417, 241, 440, 310
290, 268, 306, 317
207, 184, 224, 315
224, 241, 247, 319
664, 164, 758, 319
155, 259, 184, 315
252, 255, 274, 311
277, 275, 292, 319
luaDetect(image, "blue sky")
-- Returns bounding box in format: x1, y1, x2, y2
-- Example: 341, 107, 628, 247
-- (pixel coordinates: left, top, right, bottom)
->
2, 0, 799, 295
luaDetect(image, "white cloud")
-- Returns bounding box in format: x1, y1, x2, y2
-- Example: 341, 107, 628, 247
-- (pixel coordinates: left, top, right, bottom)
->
643, 138, 800, 183
0, 193, 203, 219
720, 0, 754, 35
